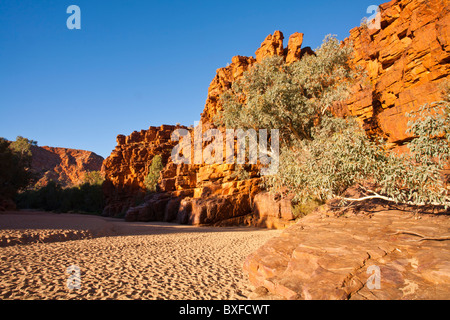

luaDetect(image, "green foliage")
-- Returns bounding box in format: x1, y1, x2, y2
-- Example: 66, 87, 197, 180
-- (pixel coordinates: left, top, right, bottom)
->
218, 32, 450, 208
82, 171, 105, 186
291, 198, 324, 220
216, 35, 359, 146
230, 165, 250, 181
144, 155, 164, 192
9, 136, 37, 158
4, 136, 104, 213
406, 84, 450, 166
265, 116, 385, 202
16, 181, 104, 214
0, 137, 35, 201
266, 89, 450, 207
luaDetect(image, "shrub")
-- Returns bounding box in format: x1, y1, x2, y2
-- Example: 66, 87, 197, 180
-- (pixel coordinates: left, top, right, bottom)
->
270, 87, 450, 207
291, 198, 324, 220
216, 35, 359, 147
16, 181, 104, 214
0, 137, 35, 202
217, 33, 450, 208
82, 171, 104, 186
144, 155, 164, 192
230, 165, 250, 181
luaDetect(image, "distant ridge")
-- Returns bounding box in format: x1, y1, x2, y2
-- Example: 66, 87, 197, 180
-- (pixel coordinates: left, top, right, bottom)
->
31, 145, 104, 188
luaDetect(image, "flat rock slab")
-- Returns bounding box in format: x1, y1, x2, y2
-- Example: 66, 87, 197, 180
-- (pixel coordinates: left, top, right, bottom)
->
244, 209, 450, 300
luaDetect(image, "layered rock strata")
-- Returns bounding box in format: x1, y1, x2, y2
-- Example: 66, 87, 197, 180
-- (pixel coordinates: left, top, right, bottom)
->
244, 208, 450, 300
335, 0, 450, 145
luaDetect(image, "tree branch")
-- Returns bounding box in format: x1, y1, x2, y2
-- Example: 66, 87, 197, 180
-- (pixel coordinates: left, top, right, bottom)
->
339, 193, 450, 207
390, 231, 450, 242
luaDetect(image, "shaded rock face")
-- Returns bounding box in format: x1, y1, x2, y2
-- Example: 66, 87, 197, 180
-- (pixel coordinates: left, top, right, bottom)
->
335, 0, 450, 145
251, 192, 296, 229
244, 209, 450, 300
30, 146, 104, 188
102, 0, 449, 227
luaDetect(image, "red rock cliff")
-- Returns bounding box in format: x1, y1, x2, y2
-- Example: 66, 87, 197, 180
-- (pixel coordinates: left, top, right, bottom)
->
102, 0, 449, 227
102, 30, 307, 227
31, 145, 104, 188
336, 0, 450, 145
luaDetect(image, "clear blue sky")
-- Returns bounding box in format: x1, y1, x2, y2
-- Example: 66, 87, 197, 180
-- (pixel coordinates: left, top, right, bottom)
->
0, 0, 381, 159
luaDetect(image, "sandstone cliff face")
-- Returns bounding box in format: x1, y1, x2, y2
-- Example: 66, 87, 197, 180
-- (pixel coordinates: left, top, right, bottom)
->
102, 30, 310, 227
102, 0, 449, 228
31, 146, 104, 188
336, 0, 450, 145
200, 55, 256, 125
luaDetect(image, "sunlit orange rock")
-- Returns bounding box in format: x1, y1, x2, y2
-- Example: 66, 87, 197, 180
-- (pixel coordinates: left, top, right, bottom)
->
338, 0, 450, 144
103, 0, 450, 226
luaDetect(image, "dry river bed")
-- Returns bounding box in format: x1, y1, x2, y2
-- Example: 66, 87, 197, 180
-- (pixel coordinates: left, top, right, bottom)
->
0, 211, 281, 300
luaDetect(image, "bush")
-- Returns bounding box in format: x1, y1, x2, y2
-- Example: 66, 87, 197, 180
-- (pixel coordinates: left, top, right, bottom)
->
217, 33, 450, 208
16, 181, 104, 214
291, 198, 324, 220
144, 155, 164, 192
230, 165, 250, 181
267, 111, 450, 207
216, 35, 359, 146
82, 171, 104, 186
0, 137, 35, 202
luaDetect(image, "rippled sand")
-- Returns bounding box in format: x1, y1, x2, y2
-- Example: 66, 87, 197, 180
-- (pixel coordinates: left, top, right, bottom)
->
0, 211, 280, 300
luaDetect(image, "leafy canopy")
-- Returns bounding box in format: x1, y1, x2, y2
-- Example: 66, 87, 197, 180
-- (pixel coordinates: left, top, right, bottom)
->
217, 33, 450, 208
0, 136, 36, 200
216, 35, 358, 146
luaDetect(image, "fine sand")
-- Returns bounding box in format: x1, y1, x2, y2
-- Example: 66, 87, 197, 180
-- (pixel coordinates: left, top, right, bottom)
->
0, 211, 281, 300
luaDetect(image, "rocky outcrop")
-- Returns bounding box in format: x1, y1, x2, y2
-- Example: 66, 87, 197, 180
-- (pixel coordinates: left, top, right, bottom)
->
285, 32, 304, 64
255, 30, 285, 63
101, 125, 181, 217
242, 0, 450, 299
102, 0, 449, 228
102, 35, 303, 224
31, 146, 104, 188
244, 208, 450, 300
201, 30, 312, 124
335, 0, 450, 145
200, 55, 256, 125
102, 122, 296, 227
251, 192, 296, 229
